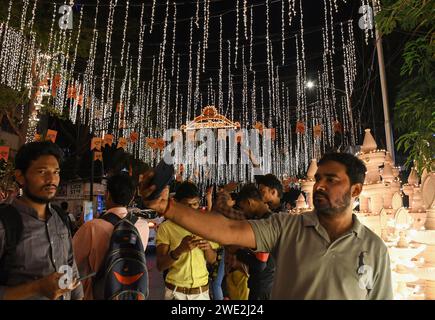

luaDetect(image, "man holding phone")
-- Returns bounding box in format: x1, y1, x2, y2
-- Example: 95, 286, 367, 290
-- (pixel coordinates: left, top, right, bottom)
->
156, 182, 218, 300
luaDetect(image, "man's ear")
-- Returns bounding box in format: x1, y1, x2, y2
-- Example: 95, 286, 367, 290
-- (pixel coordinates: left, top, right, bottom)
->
14, 170, 25, 188
269, 188, 277, 198
351, 183, 363, 198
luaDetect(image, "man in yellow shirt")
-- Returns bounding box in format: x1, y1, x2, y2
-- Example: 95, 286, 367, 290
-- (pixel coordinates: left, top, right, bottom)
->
156, 182, 218, 300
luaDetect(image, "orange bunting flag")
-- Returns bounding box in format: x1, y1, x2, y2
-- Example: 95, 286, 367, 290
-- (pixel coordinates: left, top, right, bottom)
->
51, 86, 57, 97
235, 131, 244, 144
37, 79, 48, 87
77, 94, 84, 107
117, 137, 128, 150
51, 74, 61, 97
91, 137, 102, 151
0, 146, 10, 161
130, 132, 139, 143
296, 121, 306, 134
253, 121, 264, 135
333, 121, 343, 133
94, 151, 103, 162
313, 124, 323, 138
146, 138, 157, 149
45, 130, 58, 143
103, 134, 114, 146
270, 128, 276, 140
67, 85, 77, 99
156, 138, 166, 150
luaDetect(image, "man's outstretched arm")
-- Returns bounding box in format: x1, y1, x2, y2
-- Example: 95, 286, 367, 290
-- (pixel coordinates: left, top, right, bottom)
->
139, 171, 257, 249
166, 199, 256, 248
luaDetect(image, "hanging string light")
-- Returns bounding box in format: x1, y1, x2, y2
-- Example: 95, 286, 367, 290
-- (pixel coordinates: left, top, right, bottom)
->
46, 3, 56, 56
171, 1, 177, 77
328, 0, 337, 108
157, 0, 170, 107
20, 0, 30, 33
101, 0, 118, 112
69, 5, 84, 84
150, 0, 156, 34
120, 0, 129, 67
187, 18, 193, 122
288, 0, 296, 26
175, 54, 180, 128
194, 41, 202, 112
218, 15, 223, 111
137, 3, 145, 103
234, 0, 240, 68
242, 47, 247, 126
243, 0, 248, 40
281, 0, 285, 65
202, 0, 210, 72
0, 0, 15, 85
251, 70, 256, 122
227, 40, 232, 115
195, 0, 200, 28
249, 5, 253, 71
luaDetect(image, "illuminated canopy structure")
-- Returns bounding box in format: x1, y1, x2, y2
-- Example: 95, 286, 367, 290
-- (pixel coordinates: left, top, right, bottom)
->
181, 106, 240, 131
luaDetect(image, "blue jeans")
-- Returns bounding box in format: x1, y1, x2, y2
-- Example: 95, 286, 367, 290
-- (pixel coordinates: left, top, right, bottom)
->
211, 250, 225, 300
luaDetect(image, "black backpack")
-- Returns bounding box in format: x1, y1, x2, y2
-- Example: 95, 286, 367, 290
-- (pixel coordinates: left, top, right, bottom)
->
0, 203, 72, 284
93, 212, 149, 300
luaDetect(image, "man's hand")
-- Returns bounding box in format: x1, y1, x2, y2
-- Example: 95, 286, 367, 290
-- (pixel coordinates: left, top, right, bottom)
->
139, 170, 170, 215
195, 239, 213, 251
223, 181, 238, 193
36, 272, 80, 300
174, 235, 199, 255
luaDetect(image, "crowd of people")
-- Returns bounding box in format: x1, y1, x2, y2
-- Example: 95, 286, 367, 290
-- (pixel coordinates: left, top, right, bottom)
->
0, 141, 393, 300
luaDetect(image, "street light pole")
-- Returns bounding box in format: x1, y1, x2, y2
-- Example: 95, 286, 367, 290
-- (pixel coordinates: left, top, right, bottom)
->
373, 6, 395, 163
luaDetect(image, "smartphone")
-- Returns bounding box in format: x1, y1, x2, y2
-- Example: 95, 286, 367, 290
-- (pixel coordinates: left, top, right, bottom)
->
77, 271, 97, 282
146, 159, 175, 200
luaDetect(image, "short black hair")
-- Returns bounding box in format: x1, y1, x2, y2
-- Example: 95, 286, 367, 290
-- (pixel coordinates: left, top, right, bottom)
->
318, 152, 367, 185
236, 184, 263, 205
282, 188, 301, 208
14, 141, 64, 174
174, 181, 200, 201
255, 174, 283, 198
107, 173, 136, 206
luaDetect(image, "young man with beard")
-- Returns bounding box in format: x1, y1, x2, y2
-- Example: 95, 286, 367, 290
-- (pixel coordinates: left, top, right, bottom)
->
140, 152, 393, 300
0, 142, 83, 300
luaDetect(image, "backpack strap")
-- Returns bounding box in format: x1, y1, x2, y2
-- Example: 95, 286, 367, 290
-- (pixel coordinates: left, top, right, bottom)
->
50, 204, 72, 236
93, 212, 125, 292
126, 212, 139, 225
0, 204, 23, 284
100, 212, 123, 226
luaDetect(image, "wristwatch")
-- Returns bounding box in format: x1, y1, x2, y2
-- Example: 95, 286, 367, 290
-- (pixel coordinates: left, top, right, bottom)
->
169, 250, 179, 260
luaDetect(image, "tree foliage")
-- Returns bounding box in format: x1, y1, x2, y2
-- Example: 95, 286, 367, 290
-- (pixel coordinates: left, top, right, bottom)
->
376, 0, 435, 175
